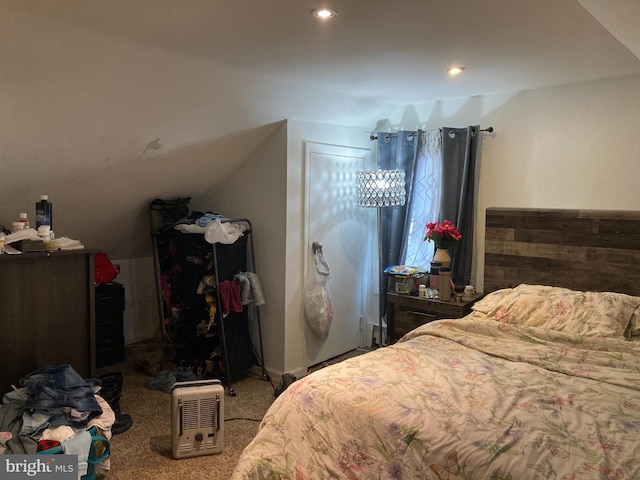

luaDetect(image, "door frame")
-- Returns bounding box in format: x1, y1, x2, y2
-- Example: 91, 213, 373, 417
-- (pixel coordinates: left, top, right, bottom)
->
302, 140, 376, 367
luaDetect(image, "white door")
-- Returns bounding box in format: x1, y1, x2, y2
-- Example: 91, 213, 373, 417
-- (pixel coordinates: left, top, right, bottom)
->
304, 142, 375, 367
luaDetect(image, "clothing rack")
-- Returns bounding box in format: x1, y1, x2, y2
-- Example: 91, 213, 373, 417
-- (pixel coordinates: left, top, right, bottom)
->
151, 213, 269, 396
210, 218, 269, 395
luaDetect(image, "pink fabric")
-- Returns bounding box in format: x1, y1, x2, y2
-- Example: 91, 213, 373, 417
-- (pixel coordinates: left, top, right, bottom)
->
218, 280, 243, 315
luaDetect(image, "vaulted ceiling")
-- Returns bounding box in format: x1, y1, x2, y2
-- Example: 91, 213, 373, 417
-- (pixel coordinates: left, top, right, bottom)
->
3, 0, 640, 105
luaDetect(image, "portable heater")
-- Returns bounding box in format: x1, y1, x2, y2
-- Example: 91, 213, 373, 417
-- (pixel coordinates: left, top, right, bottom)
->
171, 379, 224, 459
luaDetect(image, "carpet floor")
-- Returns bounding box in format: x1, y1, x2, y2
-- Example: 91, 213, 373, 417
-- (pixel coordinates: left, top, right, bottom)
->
94, 348, 275, 480
95, 346, 368, 479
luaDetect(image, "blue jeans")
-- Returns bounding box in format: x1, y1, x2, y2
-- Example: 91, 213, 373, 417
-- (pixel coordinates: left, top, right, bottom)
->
20, 364, 102, 413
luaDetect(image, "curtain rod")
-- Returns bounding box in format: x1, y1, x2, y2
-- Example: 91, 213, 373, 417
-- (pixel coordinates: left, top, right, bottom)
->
369, 126, 494, 141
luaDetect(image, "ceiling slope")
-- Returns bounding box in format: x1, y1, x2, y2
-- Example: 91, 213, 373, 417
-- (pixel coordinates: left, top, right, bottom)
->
3, 0, 640, 105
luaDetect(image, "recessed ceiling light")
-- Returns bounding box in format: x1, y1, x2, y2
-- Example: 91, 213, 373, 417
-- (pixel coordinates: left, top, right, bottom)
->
447, 66, 466, 76
312, 8, 337, 19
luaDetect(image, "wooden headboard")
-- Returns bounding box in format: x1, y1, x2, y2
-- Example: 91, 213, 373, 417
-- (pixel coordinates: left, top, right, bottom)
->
484, 208, 640, 296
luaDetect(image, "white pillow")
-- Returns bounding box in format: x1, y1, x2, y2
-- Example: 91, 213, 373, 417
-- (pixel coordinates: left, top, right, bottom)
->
482, 284, 640, 340
471, 288, 513, 314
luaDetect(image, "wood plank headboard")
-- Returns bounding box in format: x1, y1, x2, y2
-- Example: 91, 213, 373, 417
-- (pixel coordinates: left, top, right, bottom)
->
484, 208, 640, 296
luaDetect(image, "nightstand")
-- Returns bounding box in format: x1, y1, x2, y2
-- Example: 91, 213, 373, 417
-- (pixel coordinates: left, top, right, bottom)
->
386, 292, 482, 343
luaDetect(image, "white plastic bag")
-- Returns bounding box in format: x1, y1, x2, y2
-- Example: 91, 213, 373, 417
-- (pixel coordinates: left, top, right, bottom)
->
304, 249, 333, 339
203, 218, 245, 244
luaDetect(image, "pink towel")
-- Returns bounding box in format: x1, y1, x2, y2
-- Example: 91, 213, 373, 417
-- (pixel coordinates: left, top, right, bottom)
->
218, 280, 243, 315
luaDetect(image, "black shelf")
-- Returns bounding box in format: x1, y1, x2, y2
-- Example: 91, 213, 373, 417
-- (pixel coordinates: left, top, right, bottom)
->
151, 217, 267, 395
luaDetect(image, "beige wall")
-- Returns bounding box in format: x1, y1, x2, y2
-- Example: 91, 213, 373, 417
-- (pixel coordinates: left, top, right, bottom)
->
407, 74, 640, 292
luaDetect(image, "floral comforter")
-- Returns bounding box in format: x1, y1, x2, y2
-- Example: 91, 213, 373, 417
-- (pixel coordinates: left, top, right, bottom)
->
232, 314, 640, 479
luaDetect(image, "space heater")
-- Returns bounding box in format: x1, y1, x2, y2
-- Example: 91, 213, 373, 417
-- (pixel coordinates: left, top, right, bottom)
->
171, 379, 224, 459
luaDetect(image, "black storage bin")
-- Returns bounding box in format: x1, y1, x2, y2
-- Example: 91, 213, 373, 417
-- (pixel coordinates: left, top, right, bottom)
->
95, 282, 125, 367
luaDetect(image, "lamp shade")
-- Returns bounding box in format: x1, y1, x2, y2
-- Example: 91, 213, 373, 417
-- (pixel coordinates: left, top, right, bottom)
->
356, 169, 406, 208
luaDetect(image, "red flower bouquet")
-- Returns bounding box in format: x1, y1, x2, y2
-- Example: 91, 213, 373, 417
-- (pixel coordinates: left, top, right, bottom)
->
424, 220, 462, 250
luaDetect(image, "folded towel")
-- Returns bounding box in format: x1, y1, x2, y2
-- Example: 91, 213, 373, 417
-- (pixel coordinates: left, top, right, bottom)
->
4, 228, 39, 244
56, 237, 85, 250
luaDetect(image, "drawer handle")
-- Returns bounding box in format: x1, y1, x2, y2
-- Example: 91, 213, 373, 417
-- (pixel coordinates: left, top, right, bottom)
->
407, 310, 437, 318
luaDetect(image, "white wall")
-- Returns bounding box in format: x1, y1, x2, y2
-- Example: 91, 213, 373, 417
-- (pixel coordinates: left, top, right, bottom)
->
0, 7, 397, 261
405, 74, 640, 292
203, 120, 374, 378
111, 257, 158, 343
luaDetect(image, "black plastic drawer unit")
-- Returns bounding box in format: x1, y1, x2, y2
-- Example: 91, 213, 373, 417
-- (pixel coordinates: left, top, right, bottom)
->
95, 282, 125, 367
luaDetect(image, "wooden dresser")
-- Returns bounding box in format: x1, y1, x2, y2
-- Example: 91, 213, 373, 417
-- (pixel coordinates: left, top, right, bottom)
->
0, 250, 96, 395
386, 292, 481, 343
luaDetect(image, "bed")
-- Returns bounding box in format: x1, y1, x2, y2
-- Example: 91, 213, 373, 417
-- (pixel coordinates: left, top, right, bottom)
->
232, 208, 640, 479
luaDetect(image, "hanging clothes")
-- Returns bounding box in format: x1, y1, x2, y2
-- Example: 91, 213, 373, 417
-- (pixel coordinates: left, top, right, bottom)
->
218, 280, 243, 315
235, 272, 266, 306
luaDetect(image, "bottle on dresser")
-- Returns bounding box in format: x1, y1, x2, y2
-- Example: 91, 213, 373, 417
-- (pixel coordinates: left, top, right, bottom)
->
35, 195, 53, 229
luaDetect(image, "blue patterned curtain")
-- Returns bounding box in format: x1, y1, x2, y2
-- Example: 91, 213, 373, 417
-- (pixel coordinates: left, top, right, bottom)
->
400, 130, 442, 270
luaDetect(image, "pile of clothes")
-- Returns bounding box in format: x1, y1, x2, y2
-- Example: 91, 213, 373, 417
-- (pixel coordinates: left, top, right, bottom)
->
0, 364, 133, 475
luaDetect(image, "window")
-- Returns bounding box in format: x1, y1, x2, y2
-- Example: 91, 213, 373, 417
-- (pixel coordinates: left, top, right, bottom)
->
401, 130, 442, 270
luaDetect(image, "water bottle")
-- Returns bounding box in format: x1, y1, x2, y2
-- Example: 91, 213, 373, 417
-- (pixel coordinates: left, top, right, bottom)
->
35, 195, 53, 229
429, 261, 441, 290
439, 267, 452, 301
